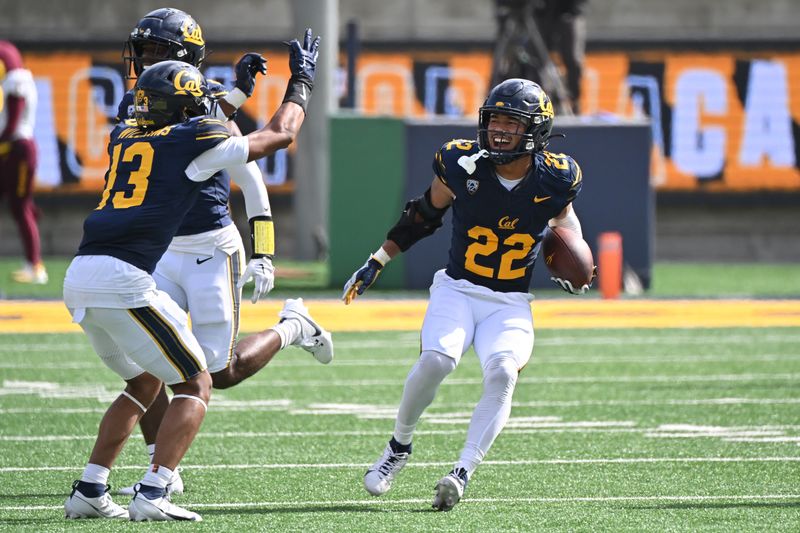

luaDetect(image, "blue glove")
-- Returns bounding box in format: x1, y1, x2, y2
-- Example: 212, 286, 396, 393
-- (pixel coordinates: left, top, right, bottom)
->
342, 256, 384, 305
234, 53, 267, 97
285, 28, 320, 89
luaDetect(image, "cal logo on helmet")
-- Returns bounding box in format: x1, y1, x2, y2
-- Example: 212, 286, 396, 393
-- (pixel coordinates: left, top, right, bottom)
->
181, 19, 205, 46
537, 91, 554, 119
173, 69, 203, 97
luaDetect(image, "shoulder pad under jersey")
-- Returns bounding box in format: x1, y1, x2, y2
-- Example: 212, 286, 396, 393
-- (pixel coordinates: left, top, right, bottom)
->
432, 139, 487, 186
537, 151, 583, 202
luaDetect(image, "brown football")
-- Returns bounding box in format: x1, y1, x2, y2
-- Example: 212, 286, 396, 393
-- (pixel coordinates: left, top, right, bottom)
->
541, 226, 595, 287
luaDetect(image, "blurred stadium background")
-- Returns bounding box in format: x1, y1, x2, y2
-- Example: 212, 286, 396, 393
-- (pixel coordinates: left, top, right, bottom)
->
1, 2, 799, 530
0, 0, 798, 297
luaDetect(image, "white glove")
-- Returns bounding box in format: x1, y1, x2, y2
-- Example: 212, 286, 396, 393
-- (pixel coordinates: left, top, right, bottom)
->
237, 256, 275, 304
551, 277, 590, 295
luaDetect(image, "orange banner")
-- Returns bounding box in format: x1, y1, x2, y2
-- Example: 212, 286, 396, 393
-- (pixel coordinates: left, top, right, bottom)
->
19, 46, 800, 192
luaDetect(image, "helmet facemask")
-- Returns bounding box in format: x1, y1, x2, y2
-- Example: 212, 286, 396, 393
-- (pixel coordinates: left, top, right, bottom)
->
478, 78, 555, 165
479, 108, 547, 165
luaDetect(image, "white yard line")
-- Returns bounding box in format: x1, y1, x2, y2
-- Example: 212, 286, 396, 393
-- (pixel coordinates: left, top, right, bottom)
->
4, 421, 800, 442
3, 493, 800, 512
237, 373, 800, 388
507, 397, 800, 408
1, 456, 799, 473
2, 333, 799, 354
2, 353, 799, 370
0, 427, 649, 442
2, 396, 800, 415
3, 373, 798, 395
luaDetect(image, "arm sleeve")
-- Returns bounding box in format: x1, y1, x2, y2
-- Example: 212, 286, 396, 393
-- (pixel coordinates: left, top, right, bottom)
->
229, 161, 272, 219
185, 136, 249, 182
549, 205, 583, 238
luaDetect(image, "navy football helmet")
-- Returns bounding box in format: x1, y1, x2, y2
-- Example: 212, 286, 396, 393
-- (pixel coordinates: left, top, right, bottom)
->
123, 8, 206, 79
478, 78, 554, 165
133, 61, 209, 129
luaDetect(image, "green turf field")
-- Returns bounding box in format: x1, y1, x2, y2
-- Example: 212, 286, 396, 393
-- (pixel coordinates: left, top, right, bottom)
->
0, 327, 798, 531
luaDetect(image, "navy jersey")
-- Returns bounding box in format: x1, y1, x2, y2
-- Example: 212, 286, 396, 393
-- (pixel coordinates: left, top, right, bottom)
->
76, 117, 231, 273
433, 139, 583, 293
116, 79, 233, 236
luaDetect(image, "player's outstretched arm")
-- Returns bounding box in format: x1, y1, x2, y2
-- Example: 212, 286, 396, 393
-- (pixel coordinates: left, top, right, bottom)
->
245, 28, 320, 161
342, 177, 453, 304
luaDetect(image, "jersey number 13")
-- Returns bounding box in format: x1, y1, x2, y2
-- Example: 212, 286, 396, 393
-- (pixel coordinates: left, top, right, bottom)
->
96, 142, 154, 210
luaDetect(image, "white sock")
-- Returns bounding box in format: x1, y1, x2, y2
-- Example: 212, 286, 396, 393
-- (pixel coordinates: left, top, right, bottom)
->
271, 319, 302, 349
81, 463, 110, 485
456, 355, 518, 474
146, 443, 155, 461
141, 465, 173, 490
393, 350, 456, 445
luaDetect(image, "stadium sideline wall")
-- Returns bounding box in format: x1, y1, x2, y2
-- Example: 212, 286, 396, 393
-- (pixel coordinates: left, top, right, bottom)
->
328, 116, 653, 289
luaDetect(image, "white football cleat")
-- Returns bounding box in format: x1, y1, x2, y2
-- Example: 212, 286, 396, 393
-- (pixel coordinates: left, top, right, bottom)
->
432, 468, 469, 511
128, 486, 201, 522
118, 467, 184, 497
12, 262, 48, 285
64, 481, 129, 519
279, 298, 334, 364
363, 443, 410, 496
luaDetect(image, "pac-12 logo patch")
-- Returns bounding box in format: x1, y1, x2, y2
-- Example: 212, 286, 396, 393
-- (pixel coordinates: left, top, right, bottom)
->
466, 179, 479, 195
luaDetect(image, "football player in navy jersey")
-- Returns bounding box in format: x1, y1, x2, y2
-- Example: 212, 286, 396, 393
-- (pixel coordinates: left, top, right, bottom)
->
111, 9, 332, 499
64, 26, 324, 522
343, 78, 592, 511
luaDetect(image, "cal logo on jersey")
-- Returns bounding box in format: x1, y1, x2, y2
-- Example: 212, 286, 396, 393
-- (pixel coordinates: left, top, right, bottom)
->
498, 216, 518, 230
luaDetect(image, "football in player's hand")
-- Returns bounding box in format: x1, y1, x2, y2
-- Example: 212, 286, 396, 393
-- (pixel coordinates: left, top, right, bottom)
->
542, 226, 595, 287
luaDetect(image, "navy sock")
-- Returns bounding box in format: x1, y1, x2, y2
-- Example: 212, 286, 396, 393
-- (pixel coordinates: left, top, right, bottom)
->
389, 436, 412, 454
137, 483, 166, 500
75, 480, 105, 498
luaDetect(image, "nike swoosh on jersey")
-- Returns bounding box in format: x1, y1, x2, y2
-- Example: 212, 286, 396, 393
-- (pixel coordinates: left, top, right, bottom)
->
196, 256, 213, 265
299, 85, 307, 101
533, 195, 551, 203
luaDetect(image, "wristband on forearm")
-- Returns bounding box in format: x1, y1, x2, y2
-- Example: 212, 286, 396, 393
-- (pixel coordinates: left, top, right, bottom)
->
282, 76, 313, 113
371, 247, 391, 267
249, 215, 275, 258
223, 87, 248, 110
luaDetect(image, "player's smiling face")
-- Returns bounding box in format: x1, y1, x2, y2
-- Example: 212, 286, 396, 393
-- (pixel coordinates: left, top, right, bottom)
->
487, 113, 528, 151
